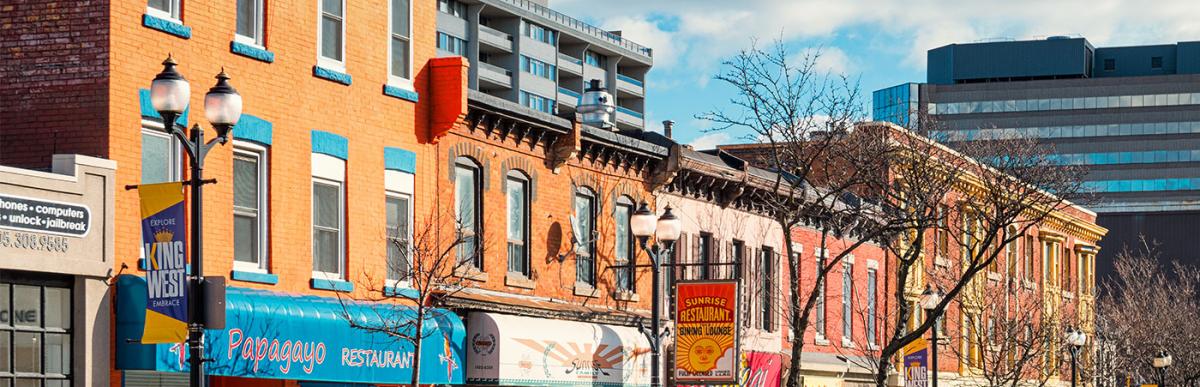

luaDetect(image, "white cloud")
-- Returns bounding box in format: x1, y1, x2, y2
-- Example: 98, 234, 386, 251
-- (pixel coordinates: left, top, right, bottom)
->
688, 132, 732, 150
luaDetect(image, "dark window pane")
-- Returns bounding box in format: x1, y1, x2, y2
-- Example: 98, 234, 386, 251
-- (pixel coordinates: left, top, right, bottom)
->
0, 285, 8, 327
148, 0, 171, 13
0, 332, 9, 372
391, 38, 409, 78
313, 230, 339, 273
44, 333, 69, 375
13, 332, 39, 373
391, 0, 410, 37
236, 0, 256, 38
233, 214, 257, 264
321, 0, 341, 15
13, 379, 36, 387
233, 155, 259, 209
321, 17, 342, 61
313, 183, 339, 228
44, 287, 69, 330
13, 286, 39, 327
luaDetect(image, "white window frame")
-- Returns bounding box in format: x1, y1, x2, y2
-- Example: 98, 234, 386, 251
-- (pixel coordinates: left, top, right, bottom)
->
612, 196, 634, 291
234, 0, 266, 47
842, 261, 853, 345
316, 0, 346, 70
454, 158, 483, 269
387, 0, 414, 89
311, 153, 346, 280
506, 171, 531, 278
232, 142, 269, 273
385, 170, 414, 287
147, 0, 181, 22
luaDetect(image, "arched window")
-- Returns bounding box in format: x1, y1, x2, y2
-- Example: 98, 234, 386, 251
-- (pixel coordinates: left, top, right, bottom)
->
506, 170, 531, 277
613, 196, 635, 292
454, 157, 483, 269
573, 186, 597, 286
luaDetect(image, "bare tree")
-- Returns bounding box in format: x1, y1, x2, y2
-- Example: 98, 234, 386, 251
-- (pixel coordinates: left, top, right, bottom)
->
1098, 238, 1200, 387
698, 38, 913, 387
335, 209, 489, 386
869, 122, 1088, 386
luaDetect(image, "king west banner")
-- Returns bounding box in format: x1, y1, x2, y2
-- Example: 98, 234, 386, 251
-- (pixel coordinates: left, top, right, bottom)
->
903, 337, 930, 387
139, 182, 189, 344
675, 280, 739, 384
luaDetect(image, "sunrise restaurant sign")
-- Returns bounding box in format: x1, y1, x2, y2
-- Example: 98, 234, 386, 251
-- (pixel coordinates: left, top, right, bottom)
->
675, 281, 739, 385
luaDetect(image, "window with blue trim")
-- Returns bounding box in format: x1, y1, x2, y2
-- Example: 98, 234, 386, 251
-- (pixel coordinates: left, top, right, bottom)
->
523, 21, 556, 45
235, 0, 264, 46
584, 50, 606, 67
437, 0, 466, 18
233, 141, 269, 273
437, 32, 466, 56
312, 154, 346, 280
148, 0, 181, 21
520, 91, 555, 113
521, 56, 557, 81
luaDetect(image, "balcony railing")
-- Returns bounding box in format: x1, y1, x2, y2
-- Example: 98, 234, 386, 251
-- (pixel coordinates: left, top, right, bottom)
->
558, 53, 583, 65
616, 105, 644, 119
492, 0, 653, 59
558, 87, 581, 100
616, 73, 643, 88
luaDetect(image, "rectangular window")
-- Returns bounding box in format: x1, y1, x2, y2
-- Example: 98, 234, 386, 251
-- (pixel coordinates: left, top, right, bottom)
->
437, 32, 467, 56
233, 144, 269, 272
584, 50, 607, 67
842, 262, 852, 341
389, 0, 411, 82
454, 161, 482, 269
1006, 232, 1018, 281
519, 91, 555, 114
141, 126, 181, 184
521, 55, 557, 81
760, 246, 773, 331
312, 179, 344, 278
574, 189, 597, 286
816, 252, 826, 338
148, 0, 181, 20
1151, 56, 1164, 69
437, 0, 466, 18
318, 0, 345, 67
935, 205, 949, 257
1103, 58, 1115, 71
697, 233, 712, 280
1024, 235, 1034, 282
506, 174, 530, 277
614, 200, 634, 292
523, 21, 556, 45
386, 194, 411, 283
235, 0, 265, 46
867, 268, 877, 345
0, 280, 73, 386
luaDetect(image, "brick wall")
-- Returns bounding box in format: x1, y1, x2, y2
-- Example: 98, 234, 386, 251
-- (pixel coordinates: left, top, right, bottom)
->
0, 0, 111, 168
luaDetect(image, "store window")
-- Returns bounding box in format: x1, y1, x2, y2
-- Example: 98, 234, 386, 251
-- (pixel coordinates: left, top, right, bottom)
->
0, 275, 72, 386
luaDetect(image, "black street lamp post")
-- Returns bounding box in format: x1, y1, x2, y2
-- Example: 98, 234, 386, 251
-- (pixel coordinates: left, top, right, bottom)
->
149, 55, 243, 387
1154, 350, 1173, 387
920, 285, 944, 387
1066, 327, 1087, 387
629, 203, 682, 387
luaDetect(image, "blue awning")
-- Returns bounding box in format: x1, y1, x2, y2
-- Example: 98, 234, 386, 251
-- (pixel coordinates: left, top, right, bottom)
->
115, 275, 465, 385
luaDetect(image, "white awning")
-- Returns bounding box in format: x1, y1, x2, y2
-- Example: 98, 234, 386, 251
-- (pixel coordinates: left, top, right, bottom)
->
465, 312, 653, 387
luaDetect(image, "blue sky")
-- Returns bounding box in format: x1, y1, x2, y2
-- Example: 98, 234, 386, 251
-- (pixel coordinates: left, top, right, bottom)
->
554, 0, 1200, 149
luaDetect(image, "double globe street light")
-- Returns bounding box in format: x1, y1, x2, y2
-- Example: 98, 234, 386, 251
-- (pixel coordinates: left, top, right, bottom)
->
1065, 327, 1088, 387
150, 54, 243, 387
1153, 350, 1173, 387
629, 203, 682, 387
920, 285, 944, 387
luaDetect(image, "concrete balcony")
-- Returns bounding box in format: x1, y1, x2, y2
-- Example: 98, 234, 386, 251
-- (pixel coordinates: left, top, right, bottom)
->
479, 24, 513, 53
557, 87, 580, 107
615, 105, 644, 129
478, 61, 512, 89
558, 53, 583, 75
616, 74, 644, 96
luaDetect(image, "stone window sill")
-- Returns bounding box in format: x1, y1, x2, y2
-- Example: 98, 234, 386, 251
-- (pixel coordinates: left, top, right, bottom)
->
505, 274, 536, 289
142, 14, 191, 39
230, 41, 275, 63
614, 290, 639, 302
574, 283, 599, 298
455, 267, 489, 282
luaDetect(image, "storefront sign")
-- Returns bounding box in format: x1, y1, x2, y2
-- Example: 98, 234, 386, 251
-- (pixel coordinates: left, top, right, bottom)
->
903, 338, 929, 387
465, 312, 652, 387
115, 276, 466, 384
138, 182, 189, 344
0, 193, 90, 237
681, 351, 782, 387
675, 280, 739, 384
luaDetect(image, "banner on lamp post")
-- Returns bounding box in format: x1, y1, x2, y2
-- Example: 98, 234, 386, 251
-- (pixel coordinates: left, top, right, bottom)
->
903, 337, 930, 387
674, 280, 739, 385
139, 182, 189, 344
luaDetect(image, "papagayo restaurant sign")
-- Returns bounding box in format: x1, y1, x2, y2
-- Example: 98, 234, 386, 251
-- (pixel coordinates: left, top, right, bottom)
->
0, 193, 90, 237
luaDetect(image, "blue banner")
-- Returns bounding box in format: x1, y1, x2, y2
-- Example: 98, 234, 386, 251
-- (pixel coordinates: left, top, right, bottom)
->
116, 275, 465, 385
903, 338, 929, 387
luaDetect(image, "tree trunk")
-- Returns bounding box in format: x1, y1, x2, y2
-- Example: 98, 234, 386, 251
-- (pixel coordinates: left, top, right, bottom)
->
412, 305, 424, 387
